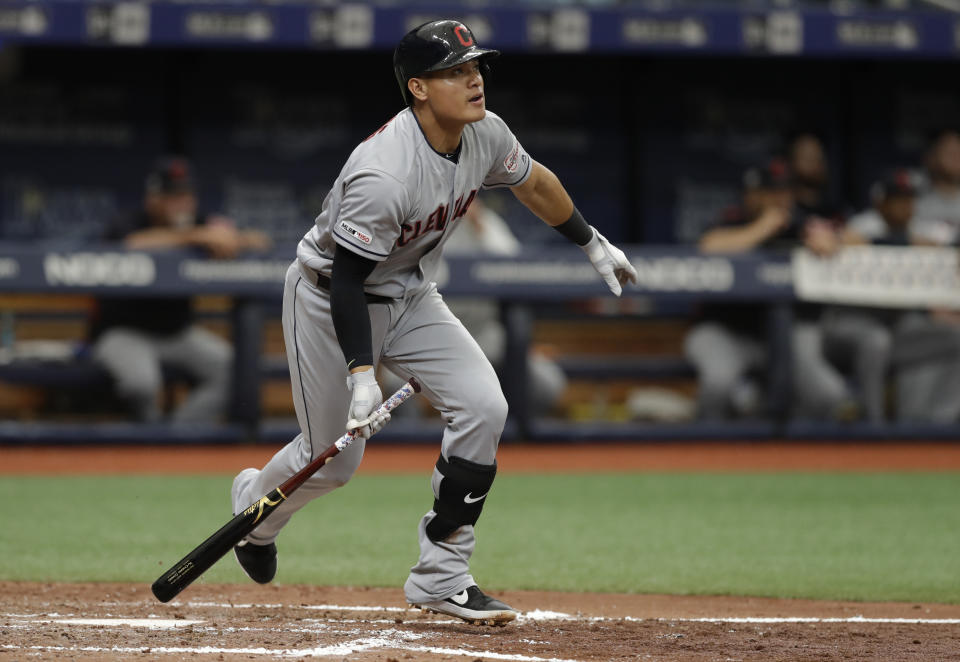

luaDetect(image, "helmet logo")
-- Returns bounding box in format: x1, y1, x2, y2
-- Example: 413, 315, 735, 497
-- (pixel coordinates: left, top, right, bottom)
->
453, 25, 474, 47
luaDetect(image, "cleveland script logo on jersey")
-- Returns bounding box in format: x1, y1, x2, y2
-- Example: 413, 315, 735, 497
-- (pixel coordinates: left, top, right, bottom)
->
340, 221, 373, 245
397, 190, 477, 248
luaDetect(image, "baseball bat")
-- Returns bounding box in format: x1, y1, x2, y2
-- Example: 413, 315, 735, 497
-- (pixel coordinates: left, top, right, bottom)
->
151, 378, 421, 603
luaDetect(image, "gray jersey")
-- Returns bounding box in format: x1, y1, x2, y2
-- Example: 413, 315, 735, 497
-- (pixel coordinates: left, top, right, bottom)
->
846, 209, 889, 241
908, 178, 960, 245
297, 108, 532, 298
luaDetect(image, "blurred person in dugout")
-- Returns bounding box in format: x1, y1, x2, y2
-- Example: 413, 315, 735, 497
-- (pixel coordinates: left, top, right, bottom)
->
787, 132, 845, 226
88, 156, 271, 423
821, 170, 918, 423
383, 197, 568, 417
684, 157, 855, 421
885, 128, 960, 423
828, 166, 960, 423
911, 128, 960, 245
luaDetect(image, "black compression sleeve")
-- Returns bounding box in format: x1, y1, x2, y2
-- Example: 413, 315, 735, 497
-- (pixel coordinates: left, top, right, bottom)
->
551, 207, 595, 246
330, 244, 378, 369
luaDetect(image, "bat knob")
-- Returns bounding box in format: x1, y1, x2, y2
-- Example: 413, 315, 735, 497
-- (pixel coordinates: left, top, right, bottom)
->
408, 378, 422, 393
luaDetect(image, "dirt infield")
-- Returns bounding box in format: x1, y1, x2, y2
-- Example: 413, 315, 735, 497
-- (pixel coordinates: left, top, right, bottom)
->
4, 441, 960, 475
2, 582, 959, 661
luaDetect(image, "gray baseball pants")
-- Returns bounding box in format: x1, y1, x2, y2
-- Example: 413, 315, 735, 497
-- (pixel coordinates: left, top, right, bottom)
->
685, 320, 850, 420
814, 309, 960, 423
893, 312, 960, 423
93, 325, 231, 423
232, 261, 506, 604
821, 309, 893, 423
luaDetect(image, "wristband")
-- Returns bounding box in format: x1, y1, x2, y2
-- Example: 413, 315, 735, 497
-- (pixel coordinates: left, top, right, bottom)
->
552, 207, 595, 246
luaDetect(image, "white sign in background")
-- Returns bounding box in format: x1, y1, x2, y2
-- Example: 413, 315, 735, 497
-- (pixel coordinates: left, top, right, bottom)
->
793, 246, 960, 309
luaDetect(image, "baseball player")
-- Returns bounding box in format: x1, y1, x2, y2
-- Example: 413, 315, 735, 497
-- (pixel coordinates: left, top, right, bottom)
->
230, 20, 637, 625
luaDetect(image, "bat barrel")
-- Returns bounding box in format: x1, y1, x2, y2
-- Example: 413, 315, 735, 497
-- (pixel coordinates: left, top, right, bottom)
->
151, 487, 286, 602
151, 541, 232, 602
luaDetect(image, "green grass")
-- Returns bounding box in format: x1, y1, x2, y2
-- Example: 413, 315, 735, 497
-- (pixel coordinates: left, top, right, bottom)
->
1, 472, 958, 603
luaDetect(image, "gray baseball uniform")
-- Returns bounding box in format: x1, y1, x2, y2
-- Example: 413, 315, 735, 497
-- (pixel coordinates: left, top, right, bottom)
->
231, 106, 532, 603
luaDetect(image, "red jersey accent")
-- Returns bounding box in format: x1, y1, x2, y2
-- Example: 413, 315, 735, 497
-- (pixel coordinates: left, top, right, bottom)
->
364, 118, 395, 142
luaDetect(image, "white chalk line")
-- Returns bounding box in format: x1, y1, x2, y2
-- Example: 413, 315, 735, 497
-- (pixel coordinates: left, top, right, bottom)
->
0, 641, 580, 662
178, 602, 960, 625
10, 604, 960, 626
666, 616, 960, 625
6, 617, 475, 637
8, 617, 204, 629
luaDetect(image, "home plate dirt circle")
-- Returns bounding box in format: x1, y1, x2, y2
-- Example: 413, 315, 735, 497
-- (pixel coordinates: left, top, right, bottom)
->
2, 583, 959, 661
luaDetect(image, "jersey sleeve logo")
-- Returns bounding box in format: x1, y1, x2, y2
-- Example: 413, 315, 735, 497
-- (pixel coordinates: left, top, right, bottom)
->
340, 221, 373, 245
503, 142, 520, 174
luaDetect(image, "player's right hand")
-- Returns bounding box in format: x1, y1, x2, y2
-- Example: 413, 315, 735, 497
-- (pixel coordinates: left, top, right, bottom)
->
345, 368, 389, 439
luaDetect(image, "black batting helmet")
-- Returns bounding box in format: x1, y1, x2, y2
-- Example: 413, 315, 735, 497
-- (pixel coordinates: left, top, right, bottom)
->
393, 20, 499, 105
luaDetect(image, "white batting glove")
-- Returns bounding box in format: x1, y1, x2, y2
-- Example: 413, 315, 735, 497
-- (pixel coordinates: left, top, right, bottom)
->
345, 369, 390, 439
582, 228, 638, 296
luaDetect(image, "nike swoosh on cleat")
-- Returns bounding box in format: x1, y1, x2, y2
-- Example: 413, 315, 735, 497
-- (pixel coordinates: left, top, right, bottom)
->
463, 492, 487, 504
450, 590, 469, 605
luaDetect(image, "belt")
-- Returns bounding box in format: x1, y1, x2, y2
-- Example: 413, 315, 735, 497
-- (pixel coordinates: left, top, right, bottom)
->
313, 271, 395, 305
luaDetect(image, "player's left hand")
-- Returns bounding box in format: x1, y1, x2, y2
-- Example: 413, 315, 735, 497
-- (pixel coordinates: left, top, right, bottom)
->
582, 229, 638, 296
345, 368, 390, 439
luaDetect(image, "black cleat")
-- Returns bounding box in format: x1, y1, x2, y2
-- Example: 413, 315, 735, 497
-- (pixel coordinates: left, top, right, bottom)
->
412, 585, 517, 626
233, 540, 277, 584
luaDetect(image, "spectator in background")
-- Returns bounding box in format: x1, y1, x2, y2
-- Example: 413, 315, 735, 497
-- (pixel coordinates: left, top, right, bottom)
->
89, 156, 271, 423
840, 169, 916, 246
787, 132, 842, 223
890, 131, 960, 423
828, 166, 960, 424
685, 158, 854, 421
787, 132, 846, 247
821, 169, 916, 423
910, 128, 960, 245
